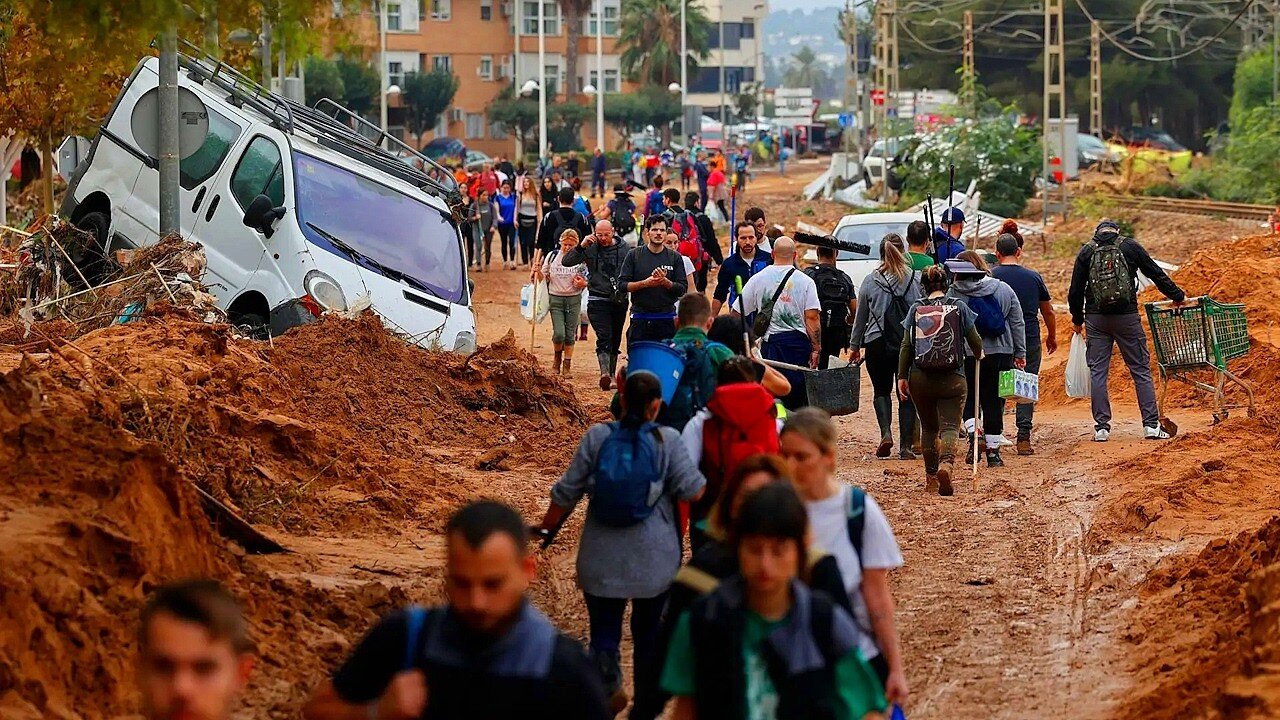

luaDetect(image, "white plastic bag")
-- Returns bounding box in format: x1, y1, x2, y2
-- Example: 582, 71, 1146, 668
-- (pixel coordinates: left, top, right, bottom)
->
520, 281, 550, 323
1065, 333, 1091, 398
579, 291, 590, 324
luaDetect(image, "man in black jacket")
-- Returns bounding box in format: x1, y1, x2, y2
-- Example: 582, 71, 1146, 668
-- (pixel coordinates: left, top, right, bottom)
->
803, 245, 856, 369
537, 187, 592, 257
1068, 220, 1186, 442
304, 501, 609, 720
563, 219, 631, 390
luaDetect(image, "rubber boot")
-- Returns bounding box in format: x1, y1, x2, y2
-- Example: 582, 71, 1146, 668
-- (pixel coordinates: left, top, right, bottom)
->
987, 449, 1005, 468
873, 396, 893, 458
965, 437, 976, 465
937, 458, 955, 496
562, 356, 572, 374
597, 352, 613, 391
553, 348, 564, 375
897, 400, 917, 460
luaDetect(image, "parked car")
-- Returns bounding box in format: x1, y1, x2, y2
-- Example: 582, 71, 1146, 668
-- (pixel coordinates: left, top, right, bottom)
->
1078, 133, 1122, 170
60, 50, 477, 353
861, 137, 917, 190
803, 212, 923, 288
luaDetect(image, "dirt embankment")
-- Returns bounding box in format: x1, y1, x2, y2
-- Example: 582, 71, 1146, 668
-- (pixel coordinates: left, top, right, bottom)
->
0, 312, 589, 717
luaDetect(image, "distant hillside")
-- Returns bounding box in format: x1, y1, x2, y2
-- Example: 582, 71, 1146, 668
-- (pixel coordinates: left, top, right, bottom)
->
762, 6, 846, 96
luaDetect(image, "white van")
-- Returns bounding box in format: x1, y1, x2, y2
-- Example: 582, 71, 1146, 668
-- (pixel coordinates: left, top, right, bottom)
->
60, 50, 477, 353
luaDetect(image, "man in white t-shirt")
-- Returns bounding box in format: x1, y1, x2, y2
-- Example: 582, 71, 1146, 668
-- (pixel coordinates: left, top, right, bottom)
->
737, 237, 821, 409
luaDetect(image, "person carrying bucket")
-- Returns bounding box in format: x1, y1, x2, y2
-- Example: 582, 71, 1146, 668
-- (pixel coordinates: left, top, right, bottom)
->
897, 265, 986, 496
535, 372, 706, 716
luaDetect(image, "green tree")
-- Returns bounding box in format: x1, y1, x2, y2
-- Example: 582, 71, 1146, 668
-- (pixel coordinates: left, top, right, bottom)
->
734, 85, 759, 120
602, 85, 681, 144
303, 56, 345, 107
782, 46, 828, 90
402, 69, 460, 146
336, 57, 380, 116
560, 0, 592, 97
900, 110, 1041, 217
549, 103, 591, 151
1229, 50, 1275, 127
488, 86, 540, 149
618, 0, 710, 86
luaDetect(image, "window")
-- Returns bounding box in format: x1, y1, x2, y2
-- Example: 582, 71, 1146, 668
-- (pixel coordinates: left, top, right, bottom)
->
741, 20, 755, 39
588, 69, 620, 94
480, 0, 492, 20
465, 113, 485, 139
230, 137, 284, 210
431, 0, 451, 19
479, 56, 494, 80
432, 55, 452, 73
388, 61, 405, 88
490, 120, 508, 140
544, 64, 559, 97
586, 0, 619, 35
522, 1, 559, 34
434, 114, 449, 136
386, 2, 402, 30
180, 107, 242, 190
690, 67, 719, 93
707, 23, 744, 50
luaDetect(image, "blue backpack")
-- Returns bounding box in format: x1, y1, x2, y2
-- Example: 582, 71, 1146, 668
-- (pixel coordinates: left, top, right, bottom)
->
658, 338, 724, 431
965, 293, 1007, 338
592, 422, 666, 527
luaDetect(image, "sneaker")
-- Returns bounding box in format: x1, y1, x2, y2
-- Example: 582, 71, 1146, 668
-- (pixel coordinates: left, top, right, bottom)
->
1016, 438, 1034, 456
898, 449, 917, 461
1144, 425, 1171, 440
1094, 428, 1110, 442
986, 450, 1005, 468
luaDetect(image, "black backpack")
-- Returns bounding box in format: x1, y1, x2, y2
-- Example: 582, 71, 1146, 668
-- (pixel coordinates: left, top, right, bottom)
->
874, 271, 915, 350
806, 266, 854, 326
611, 199, 637, 235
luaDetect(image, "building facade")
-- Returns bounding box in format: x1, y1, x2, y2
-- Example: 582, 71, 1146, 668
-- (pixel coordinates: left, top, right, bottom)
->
686, 0, 768, 123
369, 0, 633, 157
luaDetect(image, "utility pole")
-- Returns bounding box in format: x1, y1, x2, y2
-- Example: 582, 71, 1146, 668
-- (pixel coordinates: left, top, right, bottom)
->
1090, 21, 1102, 139
962, 10, 975, 117
158, 25, 181, 236
379, 0, 388, 132
719, 0, 727, 125
874, 0, 898, 202
1042, 0, 1067, 223
681, 0, 688, 143
538, 0, 548, 162
843, 0, 856, 156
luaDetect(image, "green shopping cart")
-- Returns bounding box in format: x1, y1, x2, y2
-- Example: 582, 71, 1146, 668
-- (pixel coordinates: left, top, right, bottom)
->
1145, 296, 1255, 423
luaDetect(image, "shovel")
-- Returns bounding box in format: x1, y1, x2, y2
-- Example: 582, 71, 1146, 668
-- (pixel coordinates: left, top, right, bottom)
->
972, 355, 982, 490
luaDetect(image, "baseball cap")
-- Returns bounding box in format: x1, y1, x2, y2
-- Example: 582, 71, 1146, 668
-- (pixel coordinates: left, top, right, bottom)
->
940, 208, 966, 225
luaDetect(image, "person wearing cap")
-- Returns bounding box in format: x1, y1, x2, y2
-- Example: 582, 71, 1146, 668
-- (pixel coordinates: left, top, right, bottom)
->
933, 208, 967, 265
1068, 219, 1186, 442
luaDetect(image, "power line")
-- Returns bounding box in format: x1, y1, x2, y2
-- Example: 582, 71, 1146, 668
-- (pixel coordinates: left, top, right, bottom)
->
1073, 0, 1259, 61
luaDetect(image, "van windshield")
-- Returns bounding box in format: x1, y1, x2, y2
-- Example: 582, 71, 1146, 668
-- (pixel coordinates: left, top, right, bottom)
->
834, 223, 907, 261
293, 152, 465, 304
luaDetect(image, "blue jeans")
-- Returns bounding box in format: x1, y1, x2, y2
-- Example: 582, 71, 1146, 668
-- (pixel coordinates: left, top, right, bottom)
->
1015, 341, 1043, 438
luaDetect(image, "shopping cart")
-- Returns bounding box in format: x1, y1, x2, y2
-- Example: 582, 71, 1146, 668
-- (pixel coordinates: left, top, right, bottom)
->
1145, 296, 1255, 423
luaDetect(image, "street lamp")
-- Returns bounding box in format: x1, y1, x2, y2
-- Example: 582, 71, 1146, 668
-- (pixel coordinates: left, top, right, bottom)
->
594, 0, 605, 152
521, 79, 540, 96
680, 0, 687, 144
668, 82, 682, 94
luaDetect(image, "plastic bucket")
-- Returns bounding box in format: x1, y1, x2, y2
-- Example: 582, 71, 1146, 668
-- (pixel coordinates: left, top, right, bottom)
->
627, 342, 685, 404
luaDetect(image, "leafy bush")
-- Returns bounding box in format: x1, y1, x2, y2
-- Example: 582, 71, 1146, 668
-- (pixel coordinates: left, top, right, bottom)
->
899, 113, 1040, 218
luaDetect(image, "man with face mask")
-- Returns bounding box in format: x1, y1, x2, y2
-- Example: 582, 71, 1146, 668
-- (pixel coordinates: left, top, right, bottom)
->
304, 501, 609, 720
137, 580, 255, 720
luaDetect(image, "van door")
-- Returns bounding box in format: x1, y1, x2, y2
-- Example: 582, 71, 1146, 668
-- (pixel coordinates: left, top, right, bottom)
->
190, 133, 287, 303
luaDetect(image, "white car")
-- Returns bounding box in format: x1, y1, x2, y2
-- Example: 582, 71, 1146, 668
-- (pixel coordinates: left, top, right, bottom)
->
61, 50, 477, 353
806, 212, 923, 289
861, 137, 907, 187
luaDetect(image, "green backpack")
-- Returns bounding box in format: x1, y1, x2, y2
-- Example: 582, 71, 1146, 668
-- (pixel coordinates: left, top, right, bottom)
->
1087, 239, 1136, 310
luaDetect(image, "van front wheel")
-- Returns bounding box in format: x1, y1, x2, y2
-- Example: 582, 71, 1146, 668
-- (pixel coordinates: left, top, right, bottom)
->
72, 211, 112, 287
230, 312, 270, 341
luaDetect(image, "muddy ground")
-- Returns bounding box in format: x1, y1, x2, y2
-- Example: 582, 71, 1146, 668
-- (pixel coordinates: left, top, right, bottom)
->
2, 161, 1279, 719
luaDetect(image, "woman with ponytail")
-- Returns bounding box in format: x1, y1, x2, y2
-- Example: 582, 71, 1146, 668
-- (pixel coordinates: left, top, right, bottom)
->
850, 234, 922, 459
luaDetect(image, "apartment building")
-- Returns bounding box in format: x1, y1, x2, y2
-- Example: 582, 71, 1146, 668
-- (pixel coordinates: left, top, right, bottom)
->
372, 0, 633, 157
687, 0, 768, 123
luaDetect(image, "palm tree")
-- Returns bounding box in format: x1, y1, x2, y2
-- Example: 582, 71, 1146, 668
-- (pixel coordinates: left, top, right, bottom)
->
618, 0, 710, 86
783, 45, 828, 90
559, 0, 592, 97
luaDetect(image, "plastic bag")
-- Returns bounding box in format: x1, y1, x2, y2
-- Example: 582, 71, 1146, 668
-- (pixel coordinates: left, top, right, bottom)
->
520, 281, 550, 323
1065, 333, 1091, 398
579, 291, 590, 324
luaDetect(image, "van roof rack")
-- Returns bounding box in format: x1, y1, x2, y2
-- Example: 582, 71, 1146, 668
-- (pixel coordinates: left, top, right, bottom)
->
171, 39, 461, 207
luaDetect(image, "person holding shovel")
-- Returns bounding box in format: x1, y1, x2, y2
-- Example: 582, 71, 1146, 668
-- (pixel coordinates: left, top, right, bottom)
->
897, 265, 986, 496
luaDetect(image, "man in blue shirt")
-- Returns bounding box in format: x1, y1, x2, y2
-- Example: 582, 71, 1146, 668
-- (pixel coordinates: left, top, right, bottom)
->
590, 148, 607, 198
990, 232, 1056, 456
933, 207, 967, 264
711, 222, 772, 315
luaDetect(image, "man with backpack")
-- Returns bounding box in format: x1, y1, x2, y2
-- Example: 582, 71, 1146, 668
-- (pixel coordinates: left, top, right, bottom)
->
537, 187, 592, 257
657, 293, 734, 431
659, 188, 711, 294
537, 372, 706, 719
1068, 219, 1186, 442
932, 207, 967, 265
738, 238, 822, 410
643, 176, 667, 222
563, 220, 631, 391
304, 501, 610, 720
605, 184, 638, 245
684, 191, 724, 292
804, 245, 857, 369
991, 232, 1057, 455
620, 215, 688, 349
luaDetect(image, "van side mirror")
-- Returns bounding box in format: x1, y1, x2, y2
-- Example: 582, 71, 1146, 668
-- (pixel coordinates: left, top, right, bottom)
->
243, 194, 284, 238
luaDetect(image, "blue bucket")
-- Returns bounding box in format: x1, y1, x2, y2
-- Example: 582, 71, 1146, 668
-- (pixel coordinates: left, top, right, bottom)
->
627, 342, 685, 404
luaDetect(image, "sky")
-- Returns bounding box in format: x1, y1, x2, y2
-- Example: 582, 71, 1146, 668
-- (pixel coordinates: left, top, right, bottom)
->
766, 0, 842, 11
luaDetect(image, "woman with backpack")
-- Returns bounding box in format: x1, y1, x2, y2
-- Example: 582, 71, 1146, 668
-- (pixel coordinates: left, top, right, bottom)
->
897, 265, 986, 496
537, 372, 707, 716
946, 251, 1027, 468
850, 235, 921, 460
779, 408, 907, 707
534, 229, 589, 375
661, 481, 888, 720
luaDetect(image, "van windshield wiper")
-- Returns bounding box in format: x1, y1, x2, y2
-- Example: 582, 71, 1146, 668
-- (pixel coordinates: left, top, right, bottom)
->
305, 222, 447, 302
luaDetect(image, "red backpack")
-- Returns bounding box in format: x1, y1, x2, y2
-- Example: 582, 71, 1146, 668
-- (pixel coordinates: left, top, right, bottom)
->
672, 210, 709, 271
695, 383, 781, 523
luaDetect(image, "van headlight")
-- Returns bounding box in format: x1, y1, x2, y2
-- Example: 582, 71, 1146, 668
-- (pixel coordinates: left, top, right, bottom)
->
453, 330, 477, 354
304, 270, 348, 312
